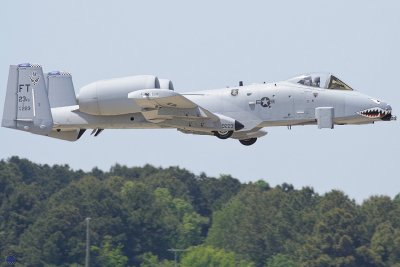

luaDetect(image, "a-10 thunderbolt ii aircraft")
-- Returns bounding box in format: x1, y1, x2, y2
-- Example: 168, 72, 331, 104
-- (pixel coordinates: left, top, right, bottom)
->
1, 63, 396, 145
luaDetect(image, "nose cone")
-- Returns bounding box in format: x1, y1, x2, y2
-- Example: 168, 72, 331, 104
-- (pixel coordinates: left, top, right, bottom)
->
371, 99, 391, 111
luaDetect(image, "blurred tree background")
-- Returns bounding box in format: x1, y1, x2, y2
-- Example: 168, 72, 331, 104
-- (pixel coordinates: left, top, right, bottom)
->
0, 157, 399, 266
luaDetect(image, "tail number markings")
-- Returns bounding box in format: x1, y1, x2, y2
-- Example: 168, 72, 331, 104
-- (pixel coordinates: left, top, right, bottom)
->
17, 84, 34, 116
18, 84, 30, 93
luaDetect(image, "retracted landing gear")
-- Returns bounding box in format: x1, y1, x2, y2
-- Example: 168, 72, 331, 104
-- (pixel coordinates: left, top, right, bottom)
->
213, 130, 233, 139
239, 138, 257, 146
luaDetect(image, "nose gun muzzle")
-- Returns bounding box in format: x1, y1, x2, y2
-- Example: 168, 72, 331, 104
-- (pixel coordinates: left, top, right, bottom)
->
381, 104, 396, 121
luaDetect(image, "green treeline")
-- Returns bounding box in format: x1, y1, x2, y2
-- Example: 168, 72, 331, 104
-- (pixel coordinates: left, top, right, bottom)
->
0, 157, 399, 267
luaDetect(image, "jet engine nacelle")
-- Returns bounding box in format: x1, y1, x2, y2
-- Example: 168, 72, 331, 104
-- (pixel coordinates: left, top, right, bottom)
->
78, 75, 161, 115
159, 79, 174, 90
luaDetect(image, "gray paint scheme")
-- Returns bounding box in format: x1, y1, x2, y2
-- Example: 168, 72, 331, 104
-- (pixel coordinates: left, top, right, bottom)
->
3, 65, 53, 136
1, 66, 18, 129
2, 64, 395, 145
47, 72, 77, 108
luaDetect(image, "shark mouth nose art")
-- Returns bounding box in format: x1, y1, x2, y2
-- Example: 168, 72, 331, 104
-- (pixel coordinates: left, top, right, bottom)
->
357, 107, 391, 119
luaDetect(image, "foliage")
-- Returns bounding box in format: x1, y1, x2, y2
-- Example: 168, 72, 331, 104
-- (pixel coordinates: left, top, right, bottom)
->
92, 235, 128, 267
139, 252, 175, 267
0, 157, 399, 266
180, 246, 254, 267
265, 254, 296, 267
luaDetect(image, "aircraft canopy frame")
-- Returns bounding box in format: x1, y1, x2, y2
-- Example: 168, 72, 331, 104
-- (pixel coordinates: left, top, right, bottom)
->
287, 73, 353, 91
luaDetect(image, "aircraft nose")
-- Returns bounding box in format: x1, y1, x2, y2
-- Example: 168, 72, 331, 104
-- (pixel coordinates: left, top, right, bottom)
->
380, 102, 394, 121
379, 101, 392, 112
356, 97, 395, 121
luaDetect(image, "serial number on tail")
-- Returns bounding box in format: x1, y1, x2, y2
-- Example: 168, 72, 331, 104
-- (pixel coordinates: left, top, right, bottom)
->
18, 106, 31, 111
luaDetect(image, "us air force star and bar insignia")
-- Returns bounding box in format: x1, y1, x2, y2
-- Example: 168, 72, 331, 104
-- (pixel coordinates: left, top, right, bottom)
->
29, 72, 40, 85
256, 97, 274, 108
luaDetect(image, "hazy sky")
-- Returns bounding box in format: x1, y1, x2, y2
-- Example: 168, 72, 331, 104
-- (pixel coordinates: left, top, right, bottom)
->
1, 0, 399, 202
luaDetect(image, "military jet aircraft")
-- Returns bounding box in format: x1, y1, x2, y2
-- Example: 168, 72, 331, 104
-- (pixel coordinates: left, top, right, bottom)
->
1, 63, 396, 145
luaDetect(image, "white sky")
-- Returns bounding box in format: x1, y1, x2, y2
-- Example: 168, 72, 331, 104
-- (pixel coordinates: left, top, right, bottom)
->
1, 0, 399, 202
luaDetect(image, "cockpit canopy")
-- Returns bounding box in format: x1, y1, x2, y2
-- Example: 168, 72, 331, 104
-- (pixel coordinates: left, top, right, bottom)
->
287, 73, 353, 90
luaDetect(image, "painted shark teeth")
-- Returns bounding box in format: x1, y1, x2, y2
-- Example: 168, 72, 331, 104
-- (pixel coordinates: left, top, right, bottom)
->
357, 107, 391, 118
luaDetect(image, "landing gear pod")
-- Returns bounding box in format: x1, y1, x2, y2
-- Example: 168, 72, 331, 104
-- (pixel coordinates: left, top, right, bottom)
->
214, 130, 233, 139
213, 118, 244, 139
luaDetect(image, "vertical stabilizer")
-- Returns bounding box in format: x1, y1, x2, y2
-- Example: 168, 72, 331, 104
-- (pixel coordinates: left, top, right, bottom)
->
2, 65, 18, 129
47, 71, 77, 108
2, 64, 53, 135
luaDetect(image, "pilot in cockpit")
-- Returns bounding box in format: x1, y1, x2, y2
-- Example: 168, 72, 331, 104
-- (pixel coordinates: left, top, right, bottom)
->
297, 76, 317, 87
313, 77, 320, 87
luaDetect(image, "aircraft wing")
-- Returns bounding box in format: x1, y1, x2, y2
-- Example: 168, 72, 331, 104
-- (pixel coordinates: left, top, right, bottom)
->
128, 89, 197, 109
128, 89, 218, 121
128, 89, 243, 131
